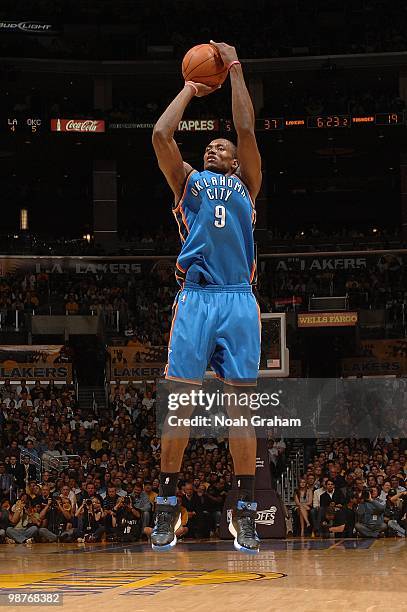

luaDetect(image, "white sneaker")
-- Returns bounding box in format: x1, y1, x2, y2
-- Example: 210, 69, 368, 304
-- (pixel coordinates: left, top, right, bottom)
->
25, 538, 33, 545
76, 538, 85, 543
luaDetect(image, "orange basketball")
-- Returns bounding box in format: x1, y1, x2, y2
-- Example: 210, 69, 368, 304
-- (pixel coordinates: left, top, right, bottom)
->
182, 43, 228, 88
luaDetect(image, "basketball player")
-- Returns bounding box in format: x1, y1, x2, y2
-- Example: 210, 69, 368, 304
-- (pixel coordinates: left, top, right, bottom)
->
151, 41, 262, 553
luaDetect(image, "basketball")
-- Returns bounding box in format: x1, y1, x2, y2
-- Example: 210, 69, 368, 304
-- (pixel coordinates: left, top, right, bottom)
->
182, 43, 228, 88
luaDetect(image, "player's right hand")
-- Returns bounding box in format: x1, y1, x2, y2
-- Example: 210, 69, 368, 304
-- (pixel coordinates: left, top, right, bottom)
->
185, 81, 221, 97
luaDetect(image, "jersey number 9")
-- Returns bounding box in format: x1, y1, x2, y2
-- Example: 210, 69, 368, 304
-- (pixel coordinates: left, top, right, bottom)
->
214, 205, 226, 228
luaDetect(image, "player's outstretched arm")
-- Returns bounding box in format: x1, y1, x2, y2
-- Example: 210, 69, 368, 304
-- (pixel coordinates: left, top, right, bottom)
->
210, 41, 262, 200
152, 82, 218, 201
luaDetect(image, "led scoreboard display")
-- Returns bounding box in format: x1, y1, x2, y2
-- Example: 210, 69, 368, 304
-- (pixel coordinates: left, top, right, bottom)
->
251, 112, 403, 130
2, 112, 405, 133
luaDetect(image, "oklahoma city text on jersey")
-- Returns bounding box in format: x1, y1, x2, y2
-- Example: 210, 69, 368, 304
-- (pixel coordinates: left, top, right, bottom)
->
190, 174, 249, 201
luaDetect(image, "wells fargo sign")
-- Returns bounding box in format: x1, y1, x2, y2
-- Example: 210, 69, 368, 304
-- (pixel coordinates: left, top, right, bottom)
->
297, 312, 358, 328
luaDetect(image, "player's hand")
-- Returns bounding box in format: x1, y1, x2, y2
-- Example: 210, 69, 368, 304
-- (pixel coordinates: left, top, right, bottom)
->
185, 81, 221, 98
209, 40, 239, 67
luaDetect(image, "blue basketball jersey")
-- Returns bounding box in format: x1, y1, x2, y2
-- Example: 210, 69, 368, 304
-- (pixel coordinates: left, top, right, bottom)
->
173, 170, 256, 286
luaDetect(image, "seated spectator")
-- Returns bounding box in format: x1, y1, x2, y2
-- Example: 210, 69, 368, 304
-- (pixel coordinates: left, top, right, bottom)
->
206, 477, 227, 535
355, 487, 386, 538
7, 455, 25, 490
65, 294, 79, 315
294, 478, 313, 536
0, 499, 12, 543
6, 493, 38, 544
131, 483, 151, 530
115, 495, 141, 542
38, 492, 73, 542
0, 463, 13, 499
102, 486, 123, 541
385, 489, 407, 537
310, 476, 328, 535
75, 497, 106, 543
143, 481, 157, 508
320, 504, 345, 539
193, 484, 211, 539
320, 479, 346, 509
181, 483, 202, 539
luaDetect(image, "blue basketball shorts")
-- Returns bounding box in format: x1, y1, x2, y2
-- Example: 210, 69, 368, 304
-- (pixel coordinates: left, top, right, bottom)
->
165, 282, 261, 385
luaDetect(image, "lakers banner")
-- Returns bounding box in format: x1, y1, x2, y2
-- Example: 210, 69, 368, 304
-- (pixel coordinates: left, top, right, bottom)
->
0, 256, 144, 275
0, 345, 72, 380
341, 357, 405, 376
266, 253, 404, 272
108, 346, 166, 380
298, 312, 358, 328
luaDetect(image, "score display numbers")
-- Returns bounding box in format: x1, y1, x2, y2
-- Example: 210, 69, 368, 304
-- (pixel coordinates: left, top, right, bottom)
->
251, 112, 403, 131
7, 117, 42, 133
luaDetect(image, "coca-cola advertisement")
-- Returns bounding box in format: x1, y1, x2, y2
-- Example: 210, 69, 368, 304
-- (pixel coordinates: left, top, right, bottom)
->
50, 118, 105, 133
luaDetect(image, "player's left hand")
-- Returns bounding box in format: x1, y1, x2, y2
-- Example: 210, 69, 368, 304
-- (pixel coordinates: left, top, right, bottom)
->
209, 40, 239, 66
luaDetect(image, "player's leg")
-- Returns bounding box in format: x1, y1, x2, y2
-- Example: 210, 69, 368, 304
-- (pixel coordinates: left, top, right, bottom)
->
211, 288, 261, 553
152, 287, 215, 551
224, 385, 260, 553
152, 381, 195, 550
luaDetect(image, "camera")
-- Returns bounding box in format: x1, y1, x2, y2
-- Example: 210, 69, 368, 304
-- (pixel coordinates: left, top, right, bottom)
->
86, 499, 93, 507
361, 488, 371, 501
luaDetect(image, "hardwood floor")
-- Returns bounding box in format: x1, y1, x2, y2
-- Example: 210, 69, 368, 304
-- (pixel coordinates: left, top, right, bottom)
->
0, 539, 405, 612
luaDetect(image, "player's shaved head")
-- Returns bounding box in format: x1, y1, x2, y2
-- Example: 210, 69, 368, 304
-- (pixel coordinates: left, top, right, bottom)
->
203, 138, 238, 174
208, 138, 237, 157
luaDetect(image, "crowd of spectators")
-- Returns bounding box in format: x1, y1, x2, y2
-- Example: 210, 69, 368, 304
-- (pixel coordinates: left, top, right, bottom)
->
1, 379, 406, 543
1, 242, 407, 341
0, 268, 174, 345
1, 0, 407, 60
292, 438, 407, 538
258, 253, 407, 320
0, 380, 286, 543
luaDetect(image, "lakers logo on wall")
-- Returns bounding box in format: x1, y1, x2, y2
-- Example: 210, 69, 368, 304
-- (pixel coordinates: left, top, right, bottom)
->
0, 569, 286, 597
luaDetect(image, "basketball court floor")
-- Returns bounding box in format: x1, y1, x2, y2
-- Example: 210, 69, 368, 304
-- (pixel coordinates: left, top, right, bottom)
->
0, 539, 405, 611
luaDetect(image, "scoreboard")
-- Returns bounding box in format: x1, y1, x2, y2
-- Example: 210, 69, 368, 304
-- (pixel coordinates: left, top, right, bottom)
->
3, 112, 405, 134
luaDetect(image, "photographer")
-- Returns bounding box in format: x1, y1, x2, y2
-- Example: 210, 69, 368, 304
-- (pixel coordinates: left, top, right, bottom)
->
319, 498, 356, 538
39, 494, 73, 542
355, 487, 386, 538
385, 489, 407, 537
75, 497, 106, 542
319, 504, 344, 539
6, 493, 38, 544
103, 486, 123, 541
115, 495, 141, 542
0, 499, 12, 543
130, 484, 151, 531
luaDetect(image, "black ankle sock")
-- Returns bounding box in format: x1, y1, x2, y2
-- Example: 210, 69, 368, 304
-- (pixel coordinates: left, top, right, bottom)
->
159, 472, 178, 498
236, 475, 255, 501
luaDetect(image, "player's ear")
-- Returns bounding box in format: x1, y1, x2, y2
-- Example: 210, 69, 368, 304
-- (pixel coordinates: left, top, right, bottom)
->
232, 159, 239, 172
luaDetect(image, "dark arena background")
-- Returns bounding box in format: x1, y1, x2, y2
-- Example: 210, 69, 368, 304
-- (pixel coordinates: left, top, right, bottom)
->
0, 2, 406, 611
